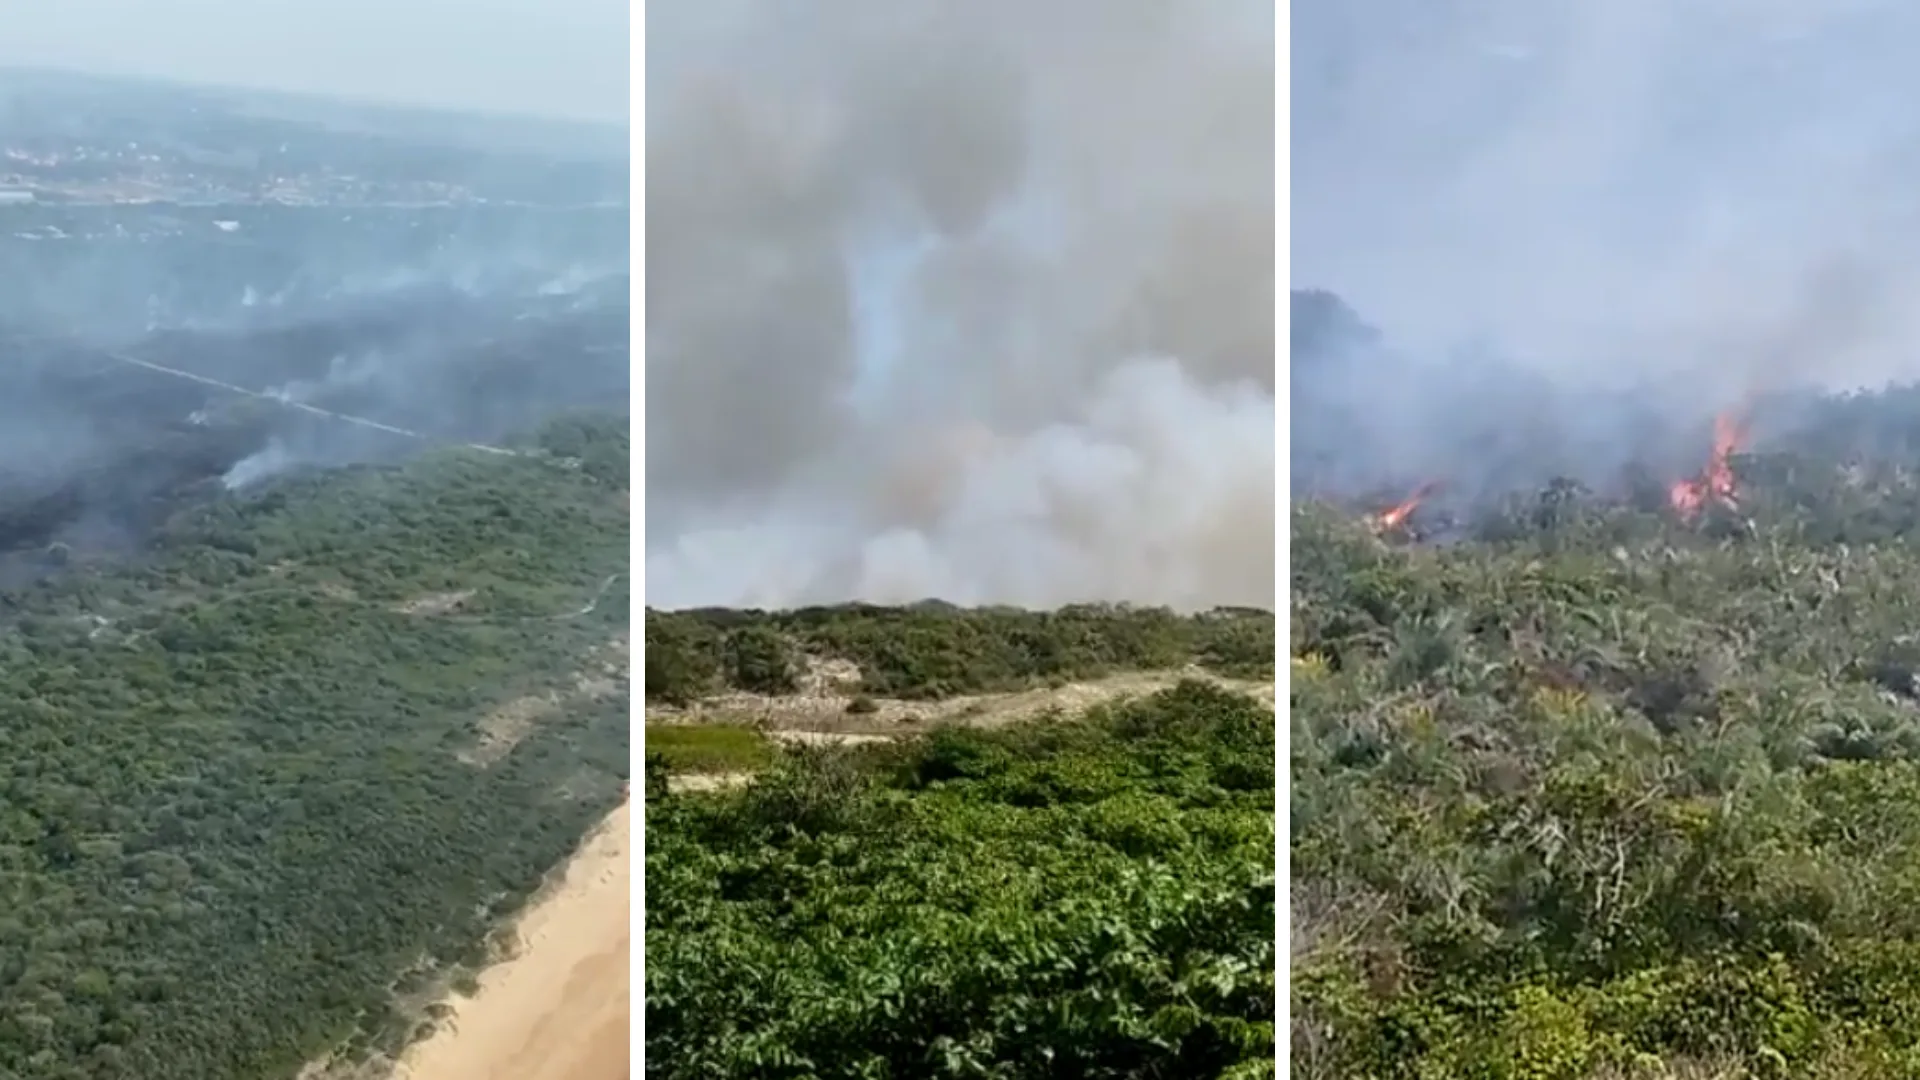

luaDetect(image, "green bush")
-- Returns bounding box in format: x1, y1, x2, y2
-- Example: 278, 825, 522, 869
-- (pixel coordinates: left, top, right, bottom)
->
646, 683, 1277, 1077
645, 615, 720, 705
1289, 432, 1920, 1077
723, 623, 799, 695
643, 603, 1275, 702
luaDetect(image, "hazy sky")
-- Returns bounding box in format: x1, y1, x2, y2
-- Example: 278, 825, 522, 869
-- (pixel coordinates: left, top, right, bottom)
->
0, 0, 629, 123
1293, 0, 1920, 387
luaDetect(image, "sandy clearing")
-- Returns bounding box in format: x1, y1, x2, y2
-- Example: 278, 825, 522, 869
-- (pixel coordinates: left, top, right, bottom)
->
650, 668, 1275, 733
669, 771, 754, 794
394, 590, 474, 616
766, 730, 896, 747
392, 800, 631, 1080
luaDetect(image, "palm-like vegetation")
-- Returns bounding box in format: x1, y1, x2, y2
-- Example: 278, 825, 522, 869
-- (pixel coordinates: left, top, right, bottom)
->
1291, 412, 1920, 1078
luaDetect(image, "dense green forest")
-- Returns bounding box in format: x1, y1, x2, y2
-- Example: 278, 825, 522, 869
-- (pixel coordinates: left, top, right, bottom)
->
646, 678, 1276, 1077
644, 602, 1274, 704
0, 414, 629, 1080
1290, 404, 1920, 1078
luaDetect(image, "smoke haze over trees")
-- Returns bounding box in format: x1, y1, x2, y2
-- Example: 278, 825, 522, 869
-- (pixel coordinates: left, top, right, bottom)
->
0, 71, 629, 576
1293, 0, 1920, 506
0, 70, 633, 1077
645, 0, 1274, 611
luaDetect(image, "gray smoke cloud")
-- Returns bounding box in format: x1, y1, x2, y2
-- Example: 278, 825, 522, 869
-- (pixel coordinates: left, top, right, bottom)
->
644, 0, 1276, 611
1293, 0, 1920, 499
0, 70, 629, 572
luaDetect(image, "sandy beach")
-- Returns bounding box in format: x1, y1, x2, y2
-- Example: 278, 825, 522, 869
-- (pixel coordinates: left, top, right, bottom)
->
393, 799, 632, 1080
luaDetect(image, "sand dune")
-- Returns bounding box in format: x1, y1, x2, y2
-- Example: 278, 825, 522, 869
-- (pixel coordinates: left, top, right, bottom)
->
394, 800, 632, 1080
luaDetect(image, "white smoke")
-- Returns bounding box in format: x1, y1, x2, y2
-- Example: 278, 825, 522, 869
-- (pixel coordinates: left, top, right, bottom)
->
645, 0, 1274, 610
648, 358, 1274, 609
223, 438, 295, 489
1295, 0, 1920, 396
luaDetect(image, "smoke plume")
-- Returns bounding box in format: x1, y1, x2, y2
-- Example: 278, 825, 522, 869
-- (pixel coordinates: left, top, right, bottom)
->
644, 0, 1276, 611
1294, 0, 1920, 499
0, 70, 630, 575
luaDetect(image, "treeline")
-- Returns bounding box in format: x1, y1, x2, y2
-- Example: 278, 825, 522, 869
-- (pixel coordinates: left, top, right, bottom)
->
0, 414, 629, 1079
644, 602, 1275, 705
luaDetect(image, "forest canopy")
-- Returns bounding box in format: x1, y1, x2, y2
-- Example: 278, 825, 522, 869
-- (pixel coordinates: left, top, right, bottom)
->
0, 413, 629, 1080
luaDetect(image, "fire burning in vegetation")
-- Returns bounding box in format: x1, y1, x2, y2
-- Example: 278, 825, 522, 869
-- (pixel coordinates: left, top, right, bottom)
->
1668, 410, 1749, 521
1358, 408, 1753, 535
1368, 480, 1438, 533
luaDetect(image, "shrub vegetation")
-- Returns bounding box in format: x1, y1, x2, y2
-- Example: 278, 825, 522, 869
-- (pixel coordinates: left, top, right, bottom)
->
645, 676, 1278, 1078
1291, 425, 1920, 1079
644, 602, 1275, 704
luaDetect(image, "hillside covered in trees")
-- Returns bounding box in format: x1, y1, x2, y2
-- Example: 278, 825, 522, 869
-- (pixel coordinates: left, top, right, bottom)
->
644, 604, 1278, 1076
1291, 290, 1920, 1077
0, 413, 629, 1080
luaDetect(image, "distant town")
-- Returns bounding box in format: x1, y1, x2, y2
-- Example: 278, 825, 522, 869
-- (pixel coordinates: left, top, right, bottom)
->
0, 139, 596, 207
0, 66, 628, 209
0, 144, 459, 205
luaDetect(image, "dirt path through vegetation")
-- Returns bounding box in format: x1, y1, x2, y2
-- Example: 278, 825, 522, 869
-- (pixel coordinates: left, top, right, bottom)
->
392, 800, 630, 1080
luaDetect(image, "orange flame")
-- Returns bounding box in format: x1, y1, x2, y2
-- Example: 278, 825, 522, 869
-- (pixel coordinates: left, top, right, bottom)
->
1670, 410, 1750, 520
1373, 480, 1438, 532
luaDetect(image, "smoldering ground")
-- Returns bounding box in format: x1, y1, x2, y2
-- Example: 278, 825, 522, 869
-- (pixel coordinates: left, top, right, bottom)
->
644, 0, 1276, 611
1294, 0, 1920, 504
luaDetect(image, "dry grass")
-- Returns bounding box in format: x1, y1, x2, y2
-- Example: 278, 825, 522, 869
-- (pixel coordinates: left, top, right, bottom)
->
765, 730, 895, 748
667, 772, 755, 795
